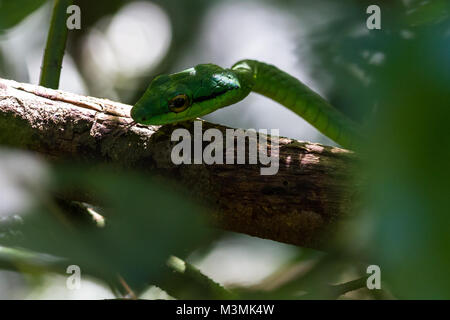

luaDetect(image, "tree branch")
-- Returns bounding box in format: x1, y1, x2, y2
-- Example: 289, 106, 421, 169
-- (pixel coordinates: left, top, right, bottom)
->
0, 78, 362, 250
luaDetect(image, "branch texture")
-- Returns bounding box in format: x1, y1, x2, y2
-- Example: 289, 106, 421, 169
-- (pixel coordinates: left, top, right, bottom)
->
0, 78, 361, 250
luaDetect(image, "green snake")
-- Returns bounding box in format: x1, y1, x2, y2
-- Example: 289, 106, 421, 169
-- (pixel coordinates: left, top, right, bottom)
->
131, 60, 362, 149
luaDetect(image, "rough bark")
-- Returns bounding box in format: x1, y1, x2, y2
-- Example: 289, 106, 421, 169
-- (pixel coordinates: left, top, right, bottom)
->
0, 78, 362, 250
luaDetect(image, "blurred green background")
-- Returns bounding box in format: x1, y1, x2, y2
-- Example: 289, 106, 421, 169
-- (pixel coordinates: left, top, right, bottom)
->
0, 0, 449, 299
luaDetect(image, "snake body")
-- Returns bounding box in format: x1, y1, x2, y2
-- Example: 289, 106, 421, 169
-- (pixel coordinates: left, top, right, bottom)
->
131, 60, 362, 149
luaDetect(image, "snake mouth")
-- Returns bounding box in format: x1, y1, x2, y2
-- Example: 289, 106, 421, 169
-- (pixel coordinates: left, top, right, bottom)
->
131, 102, 206, 126
130, 106, 147, 123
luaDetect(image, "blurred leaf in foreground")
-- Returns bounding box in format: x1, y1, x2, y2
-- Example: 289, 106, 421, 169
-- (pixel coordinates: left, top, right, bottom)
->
301, 0, 450, 298
365, 15, 450, 298
0, 162, 210, 293
0, 0, 46, 32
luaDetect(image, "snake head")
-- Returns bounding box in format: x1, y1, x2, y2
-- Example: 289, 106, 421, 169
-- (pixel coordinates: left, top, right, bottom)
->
131, 64, 250, 125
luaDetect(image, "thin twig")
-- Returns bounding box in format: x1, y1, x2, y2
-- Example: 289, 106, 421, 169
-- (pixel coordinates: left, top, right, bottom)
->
162, 256, 236, 299
39, 0, 73, 89
329, 276, 369, 297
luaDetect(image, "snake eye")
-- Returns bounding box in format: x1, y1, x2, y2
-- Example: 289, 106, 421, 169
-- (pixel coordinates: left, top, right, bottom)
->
168, 94, 190, 113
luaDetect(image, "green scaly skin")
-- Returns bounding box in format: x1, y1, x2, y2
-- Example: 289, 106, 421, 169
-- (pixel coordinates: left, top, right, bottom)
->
131, 59, 363, 149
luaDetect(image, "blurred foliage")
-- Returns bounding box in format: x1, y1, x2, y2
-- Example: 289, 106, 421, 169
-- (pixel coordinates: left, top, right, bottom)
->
0, 0, 46, 31
297, 0, 450, 298
0, 0, 449, 299
0, 161, 211, 295
366, 18, 450, 299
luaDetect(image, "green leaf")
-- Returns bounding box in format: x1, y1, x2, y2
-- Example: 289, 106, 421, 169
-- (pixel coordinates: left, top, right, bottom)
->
0, 0, 46, 31
0, 164, 210, 292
